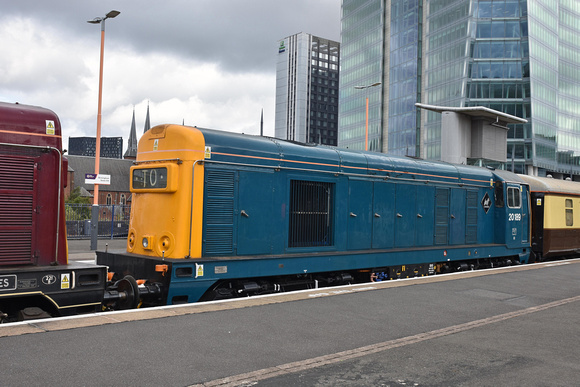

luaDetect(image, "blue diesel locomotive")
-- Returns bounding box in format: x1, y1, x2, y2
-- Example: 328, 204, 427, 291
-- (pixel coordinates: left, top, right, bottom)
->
97, 124, 531, 306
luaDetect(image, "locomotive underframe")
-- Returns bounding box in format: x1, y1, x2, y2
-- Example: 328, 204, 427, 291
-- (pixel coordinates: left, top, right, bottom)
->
0, 263, 107, 322
98, 244, 527, 306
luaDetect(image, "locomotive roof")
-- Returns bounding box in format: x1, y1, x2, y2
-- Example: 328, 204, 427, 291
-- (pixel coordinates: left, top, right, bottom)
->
488, 169, 528, 184
196, 126, 498, 187
518, 174, 580, 195
0, 102, 62, 149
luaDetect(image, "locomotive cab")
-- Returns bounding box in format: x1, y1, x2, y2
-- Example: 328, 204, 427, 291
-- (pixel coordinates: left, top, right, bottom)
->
492, 171, 530, 262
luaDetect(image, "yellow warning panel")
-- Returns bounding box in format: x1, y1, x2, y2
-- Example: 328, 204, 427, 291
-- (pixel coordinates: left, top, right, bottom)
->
195, 263, 204, 278
46, 120, 55, 135
61, 273, 70, 289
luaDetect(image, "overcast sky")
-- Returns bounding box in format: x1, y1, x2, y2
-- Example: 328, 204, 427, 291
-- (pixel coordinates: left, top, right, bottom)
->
0, 0, 341, 152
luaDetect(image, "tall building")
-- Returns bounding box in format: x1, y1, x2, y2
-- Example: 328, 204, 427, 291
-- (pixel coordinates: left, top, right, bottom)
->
275, 32, 340, 145
68, 137, 123, 159
339, 0, 420, 155
339, 0, 580, 177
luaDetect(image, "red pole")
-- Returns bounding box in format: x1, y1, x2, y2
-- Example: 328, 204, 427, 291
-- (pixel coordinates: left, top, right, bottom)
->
93, 24, 106, 206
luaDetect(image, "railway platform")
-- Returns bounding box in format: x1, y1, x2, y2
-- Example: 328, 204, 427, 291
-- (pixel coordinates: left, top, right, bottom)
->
1, 259, 579, 386
67, 238, 127, 261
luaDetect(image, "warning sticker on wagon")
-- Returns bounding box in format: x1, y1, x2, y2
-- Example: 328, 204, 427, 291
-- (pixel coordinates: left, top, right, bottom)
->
61, 273, 70, 289
195, 263, 204, 278
46, 120, 55, 135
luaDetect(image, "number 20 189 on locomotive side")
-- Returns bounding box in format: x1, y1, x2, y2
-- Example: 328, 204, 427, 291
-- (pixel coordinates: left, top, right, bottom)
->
509, 213, 522, 221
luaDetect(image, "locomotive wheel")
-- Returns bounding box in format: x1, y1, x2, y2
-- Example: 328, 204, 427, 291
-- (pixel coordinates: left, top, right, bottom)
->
116, 275, 140, 310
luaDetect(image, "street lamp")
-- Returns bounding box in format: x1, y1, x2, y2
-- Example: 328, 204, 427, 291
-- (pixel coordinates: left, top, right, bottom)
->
87, 10, 120, 250
354, 82, 381, 151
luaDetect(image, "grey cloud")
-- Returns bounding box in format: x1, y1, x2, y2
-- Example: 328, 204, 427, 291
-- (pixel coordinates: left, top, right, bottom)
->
1, 0, 341, 73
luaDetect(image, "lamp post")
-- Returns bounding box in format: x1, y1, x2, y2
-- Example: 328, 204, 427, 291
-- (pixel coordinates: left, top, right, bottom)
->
354, 82, 381, 151
87, 10, 120, 250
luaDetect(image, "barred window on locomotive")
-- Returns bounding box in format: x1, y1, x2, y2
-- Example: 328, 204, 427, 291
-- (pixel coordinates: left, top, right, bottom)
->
289, 180, 334, 248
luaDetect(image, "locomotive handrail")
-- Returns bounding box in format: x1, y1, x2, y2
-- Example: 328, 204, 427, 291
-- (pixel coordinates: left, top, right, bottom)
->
187, 159, 204, 259
0, 142, 63, 265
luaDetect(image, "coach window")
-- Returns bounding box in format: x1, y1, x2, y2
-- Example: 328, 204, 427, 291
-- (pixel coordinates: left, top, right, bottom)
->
566, 199, 573, 226
507, 187, 521, 208
288, 180, 334, 248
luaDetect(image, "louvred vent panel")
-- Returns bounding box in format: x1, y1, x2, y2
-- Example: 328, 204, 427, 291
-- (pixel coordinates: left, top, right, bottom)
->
0, 155, 35, 265
0, 156, 35, 190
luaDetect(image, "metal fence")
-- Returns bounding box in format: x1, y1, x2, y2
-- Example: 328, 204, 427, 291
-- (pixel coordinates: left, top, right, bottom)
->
65, 204, 130, 239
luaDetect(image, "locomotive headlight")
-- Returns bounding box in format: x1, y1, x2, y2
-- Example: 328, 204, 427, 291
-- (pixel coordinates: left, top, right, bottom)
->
127, 231, 137, 252
142, 235, 153, 250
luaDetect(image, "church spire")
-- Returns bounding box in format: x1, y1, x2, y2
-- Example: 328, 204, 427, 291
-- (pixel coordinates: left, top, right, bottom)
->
143, 101, 151, 133
124, 106, 138, 160
260, 108, 263, 136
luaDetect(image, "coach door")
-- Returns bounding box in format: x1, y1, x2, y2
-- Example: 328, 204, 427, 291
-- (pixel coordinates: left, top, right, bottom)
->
449, 189, 466, 245
415, 186, 435, 246
237, 170, 274, 255
395, 184, 416, 248
521, 185, 530, 243
347, 180, 373, 250
372, 182, 395, 249
506, 184, 524, 246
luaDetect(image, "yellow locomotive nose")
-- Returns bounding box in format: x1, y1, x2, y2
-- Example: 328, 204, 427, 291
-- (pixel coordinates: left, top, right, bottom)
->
126, 124, 206, 259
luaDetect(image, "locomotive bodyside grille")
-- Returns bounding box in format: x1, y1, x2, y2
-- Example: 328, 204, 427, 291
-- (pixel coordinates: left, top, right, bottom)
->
466, 190, 478, 244
204, 229, 234, 256
0, 155, 36, 265
435, 188, 449, 245
288, 180, 334, 248
0, 156, 35, 190
0, 231, 33, 265
203, 169, 235, 256
0, 195, 33, 227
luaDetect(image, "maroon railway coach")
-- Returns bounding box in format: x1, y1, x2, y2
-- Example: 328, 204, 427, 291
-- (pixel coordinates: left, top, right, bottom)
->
0, 102, 106, 322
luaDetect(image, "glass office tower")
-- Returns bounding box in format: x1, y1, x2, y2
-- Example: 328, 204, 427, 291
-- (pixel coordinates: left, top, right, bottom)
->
339, 0, 580, 177
339, 1, 385, 152
275, 33, 340, 145
340, 0, 422, 155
